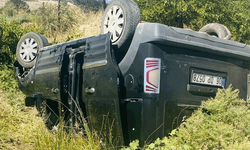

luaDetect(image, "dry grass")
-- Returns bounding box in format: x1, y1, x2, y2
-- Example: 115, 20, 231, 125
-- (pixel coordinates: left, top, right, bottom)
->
30, 2, 103, 43
0, 89, 101, 150
45, 8, 103, 43
0, 0, 103, 43
0, 90, 44, 150
0, 2, 104, 149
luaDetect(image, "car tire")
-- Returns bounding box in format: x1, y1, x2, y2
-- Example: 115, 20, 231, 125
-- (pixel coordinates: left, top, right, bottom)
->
101, 0, 141, 54
16, 32, 49, 68
199, 23, 232, 40
37, 33, 49, 46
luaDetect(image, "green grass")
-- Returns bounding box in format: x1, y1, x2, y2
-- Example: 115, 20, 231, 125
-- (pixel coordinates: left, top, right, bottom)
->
0, 90, 102, 150
0, 2, 104, 149
0, 67, 102, 150
2, 66, 250, 150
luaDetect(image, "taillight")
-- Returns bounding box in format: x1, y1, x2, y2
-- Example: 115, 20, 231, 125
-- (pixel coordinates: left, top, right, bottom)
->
144, 58, 161, 94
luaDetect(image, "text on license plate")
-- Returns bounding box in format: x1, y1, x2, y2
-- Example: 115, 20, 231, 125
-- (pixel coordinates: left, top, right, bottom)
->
191, 73, 225, 87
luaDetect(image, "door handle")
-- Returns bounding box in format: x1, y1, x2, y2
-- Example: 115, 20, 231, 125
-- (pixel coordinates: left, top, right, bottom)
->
85, 87, 95, 94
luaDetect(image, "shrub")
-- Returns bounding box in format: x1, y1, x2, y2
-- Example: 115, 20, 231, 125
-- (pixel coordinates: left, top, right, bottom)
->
0, 17, 44, 66
165, 86, 250, 149
0, 18, 21, 66
124, 86, 250, 149
2, 0, 30, 16
72, 0, 104, 12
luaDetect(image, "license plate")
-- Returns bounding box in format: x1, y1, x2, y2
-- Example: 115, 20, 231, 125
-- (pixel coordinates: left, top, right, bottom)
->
191, 73, 225, 87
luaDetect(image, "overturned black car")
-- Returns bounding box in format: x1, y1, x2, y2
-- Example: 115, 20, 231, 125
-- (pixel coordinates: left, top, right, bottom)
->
14, 0, 250, 147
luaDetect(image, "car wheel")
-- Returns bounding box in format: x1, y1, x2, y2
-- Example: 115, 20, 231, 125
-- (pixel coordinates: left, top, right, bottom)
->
16, 32, 49, 68
199, 23, 232, 40
101, 0, 141, 54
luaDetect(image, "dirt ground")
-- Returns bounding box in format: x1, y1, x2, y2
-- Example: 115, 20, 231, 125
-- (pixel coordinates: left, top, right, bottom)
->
0, 0, 7, 8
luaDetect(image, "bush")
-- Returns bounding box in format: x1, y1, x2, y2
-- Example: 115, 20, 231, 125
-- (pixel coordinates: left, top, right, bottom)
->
135, 0, 250, 44
124, 86, 250, 149
0, 17, 44, 66
2, 0, 30, 16
72, 0, 104, 12
0, 18, 22, 66
167, 86, 250, 149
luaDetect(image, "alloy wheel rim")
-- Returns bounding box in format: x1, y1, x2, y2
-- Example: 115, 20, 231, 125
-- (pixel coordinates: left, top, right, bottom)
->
103, 5, 125, 43
19, 37, 38, 62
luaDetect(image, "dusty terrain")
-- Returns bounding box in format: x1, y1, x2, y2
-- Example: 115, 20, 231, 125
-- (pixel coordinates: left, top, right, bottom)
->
0, 0, 7, 8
